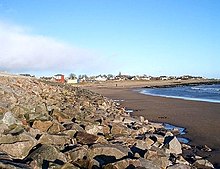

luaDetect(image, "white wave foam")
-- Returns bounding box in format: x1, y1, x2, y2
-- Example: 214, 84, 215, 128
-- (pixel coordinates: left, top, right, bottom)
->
139, 90, 220, 103
191, 86, 220, 92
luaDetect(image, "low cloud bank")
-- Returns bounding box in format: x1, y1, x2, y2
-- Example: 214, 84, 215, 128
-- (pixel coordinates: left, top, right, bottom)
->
0, 21, 109, 74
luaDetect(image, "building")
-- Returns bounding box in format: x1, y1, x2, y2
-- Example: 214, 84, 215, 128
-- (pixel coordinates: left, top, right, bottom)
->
19, 74, 35, 77
160, 76, 169, 80
67, 79, 78, 84
54, 74, 65, 83
95, 75, 107, 81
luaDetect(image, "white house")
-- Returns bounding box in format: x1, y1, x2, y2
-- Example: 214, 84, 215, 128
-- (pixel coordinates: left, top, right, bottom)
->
95, 76, 107, 81
141, 77, 151, 81
67, 79, 78, 84
161, 77, 169, 80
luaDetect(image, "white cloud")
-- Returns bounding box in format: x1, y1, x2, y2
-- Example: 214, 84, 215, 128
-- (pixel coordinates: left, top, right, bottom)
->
0, 21, 111, 74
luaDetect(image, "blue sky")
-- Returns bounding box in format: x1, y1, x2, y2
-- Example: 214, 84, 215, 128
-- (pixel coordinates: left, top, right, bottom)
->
0, 0, 219, 78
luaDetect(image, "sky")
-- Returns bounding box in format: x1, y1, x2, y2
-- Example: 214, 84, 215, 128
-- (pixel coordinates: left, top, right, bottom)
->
0, 0, 219, 78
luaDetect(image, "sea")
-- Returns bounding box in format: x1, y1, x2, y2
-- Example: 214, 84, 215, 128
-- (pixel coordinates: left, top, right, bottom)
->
139, 84, 220, 103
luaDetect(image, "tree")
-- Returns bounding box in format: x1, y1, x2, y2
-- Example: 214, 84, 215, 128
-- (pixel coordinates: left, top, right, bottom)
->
78, 74, 88, 79
69, 73, 77, 79
107, 74, 114, 79
82, 74, 88, 79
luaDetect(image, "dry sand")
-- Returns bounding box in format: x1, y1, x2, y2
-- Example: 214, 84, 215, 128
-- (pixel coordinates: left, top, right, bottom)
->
82, 80, 220, 167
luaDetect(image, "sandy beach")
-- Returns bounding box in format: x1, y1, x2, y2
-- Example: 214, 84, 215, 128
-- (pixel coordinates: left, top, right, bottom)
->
82, 80, 220, 167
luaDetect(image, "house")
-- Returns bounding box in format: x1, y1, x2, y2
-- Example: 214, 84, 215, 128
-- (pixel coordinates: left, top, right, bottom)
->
19, 74, 35, 77
95, 75, 107, 81
160, 76, 169, 80
67, 79, 78, 84
54, 74, 65, 83
141, 77, 151, 81
40, 76, 53, 81
131, 76, 139, 81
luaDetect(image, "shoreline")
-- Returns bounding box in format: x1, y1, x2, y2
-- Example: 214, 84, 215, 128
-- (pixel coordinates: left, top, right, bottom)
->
143, 79, 220, 88
79, 79, 220, 89
82, 81, 220, 167
138, 88, 220, 104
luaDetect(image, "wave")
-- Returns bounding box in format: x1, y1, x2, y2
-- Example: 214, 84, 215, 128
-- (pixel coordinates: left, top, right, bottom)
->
139, 85, 220, 103
190, 87, 201, 90
191, 87, 220, 91
140, 91, 220, 103
191, 86, 220, 94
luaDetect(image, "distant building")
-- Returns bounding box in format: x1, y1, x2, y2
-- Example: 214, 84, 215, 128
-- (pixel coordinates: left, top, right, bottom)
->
67, 79, 78, 84
141, 77, 151, 81
54, 74, 65, 83
40, 76, 53, 81
19, 74, 35, 77
160, 76, 169, 80
131, 76, 139, 81
95, 75, 107, 81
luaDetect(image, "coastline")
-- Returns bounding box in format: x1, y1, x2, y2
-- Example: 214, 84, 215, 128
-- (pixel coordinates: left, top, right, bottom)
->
79, 79, 220, 88
138, 88, 220, 104
82, 80, 220, 167
143, 79, 220, 88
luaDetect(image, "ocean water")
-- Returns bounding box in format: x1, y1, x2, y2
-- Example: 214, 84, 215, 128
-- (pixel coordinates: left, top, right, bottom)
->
139, 84, 220, 103
163, 123, 190, 143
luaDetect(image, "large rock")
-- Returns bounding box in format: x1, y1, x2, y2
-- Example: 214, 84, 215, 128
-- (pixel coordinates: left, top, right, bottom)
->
0, 105, 7, 114
144, 147, 170, 169
75, 131, 99, 145
0, 133, 36, 159
145, 137, 155, 148
38, 133, 71, 146
69, 146, 89, 168
63, 129, 77, 138
139, 158, 161, 169
85, 124, 104, 135
110, 136, 136, 147
0, 160, 31, 169
131, 140, 149, 158
176, 155, 190, 165
26, 144, 67, 168
103, 159, 142, 169
5, 125, 25, 135
111, 123, 131, 137
32, 120, 53, 132
0, 123, 9, 134
167, 164, 191, 169
132, 125, 154, 136
153, 156, 169, 169
47, 121, 65, 134
2, 112, 22, 126
60, 163, 80, 169
0, 151, 31, 169
51, 109, 72, 123
88, 144, 131, 161
134, 139, 152, 151
153, 134, 165, 144
193, 159, 214, 169
164, 136, 182, 155
25, 113, 52, 122
103, 125, 111, 135
88, 158, 100, 169
27, 127, 42, 138
95, 135, 109, 144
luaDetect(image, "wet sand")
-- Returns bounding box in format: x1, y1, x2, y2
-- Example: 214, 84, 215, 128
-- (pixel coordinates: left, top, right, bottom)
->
84, 84, 220, 167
